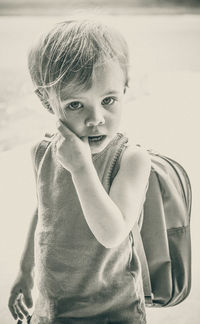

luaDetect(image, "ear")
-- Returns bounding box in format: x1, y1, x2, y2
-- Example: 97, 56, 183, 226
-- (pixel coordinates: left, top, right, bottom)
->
124, 78, 129, 94
34, 88, 54, 114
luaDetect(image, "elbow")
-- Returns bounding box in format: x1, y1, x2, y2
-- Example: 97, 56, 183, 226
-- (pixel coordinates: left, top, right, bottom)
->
98, 226, 128, 249
101, 241, 121, 249
100, 237, 126, 249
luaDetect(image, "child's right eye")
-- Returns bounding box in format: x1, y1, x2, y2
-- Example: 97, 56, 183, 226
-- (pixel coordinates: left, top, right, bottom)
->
66, 101, 83, 110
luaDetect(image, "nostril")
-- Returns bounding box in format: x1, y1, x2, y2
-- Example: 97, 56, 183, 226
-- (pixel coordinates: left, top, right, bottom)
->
86, 119, 105, 127
85, 107, 105, 127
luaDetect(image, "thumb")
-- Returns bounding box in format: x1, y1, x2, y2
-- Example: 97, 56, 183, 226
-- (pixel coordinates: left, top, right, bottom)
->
23, 288, 33, 308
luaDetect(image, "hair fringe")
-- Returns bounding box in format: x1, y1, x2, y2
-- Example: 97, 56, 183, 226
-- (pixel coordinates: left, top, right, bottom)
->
28, 19, 130, 99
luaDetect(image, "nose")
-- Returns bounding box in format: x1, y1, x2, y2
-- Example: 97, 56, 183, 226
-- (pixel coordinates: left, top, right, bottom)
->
85, 107, 105, 127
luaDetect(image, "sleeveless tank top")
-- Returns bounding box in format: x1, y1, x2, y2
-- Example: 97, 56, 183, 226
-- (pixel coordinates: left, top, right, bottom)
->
33, 133, 144, 322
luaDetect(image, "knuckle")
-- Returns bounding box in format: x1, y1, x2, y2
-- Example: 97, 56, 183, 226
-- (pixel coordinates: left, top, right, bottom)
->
57, 127, 65, 137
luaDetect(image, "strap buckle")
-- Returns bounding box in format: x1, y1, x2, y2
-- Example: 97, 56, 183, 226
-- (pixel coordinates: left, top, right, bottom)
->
145, 293, 154, 307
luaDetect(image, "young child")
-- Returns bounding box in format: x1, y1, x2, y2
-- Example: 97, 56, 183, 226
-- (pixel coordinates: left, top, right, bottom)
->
8, 19, 151, 324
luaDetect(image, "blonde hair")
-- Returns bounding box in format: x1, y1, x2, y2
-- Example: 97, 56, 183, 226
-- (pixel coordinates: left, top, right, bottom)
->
28, 19, 130, 100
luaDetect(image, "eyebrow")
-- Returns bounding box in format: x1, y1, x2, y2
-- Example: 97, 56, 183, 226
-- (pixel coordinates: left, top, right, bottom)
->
59, 87, 81, 102
60, 90, 121, 102
102, 90, 120, 96
60, 94, 82, 102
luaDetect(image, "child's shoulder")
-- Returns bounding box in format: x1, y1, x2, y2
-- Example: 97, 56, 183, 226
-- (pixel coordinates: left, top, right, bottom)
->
123, 140, 151, 166
30, 133, 56, 158
119, 140, 151, 181
30, 133, 56, 172
30, 141, 41, 158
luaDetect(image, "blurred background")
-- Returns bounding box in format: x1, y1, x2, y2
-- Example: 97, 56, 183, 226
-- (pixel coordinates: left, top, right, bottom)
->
0, 0, 200, 323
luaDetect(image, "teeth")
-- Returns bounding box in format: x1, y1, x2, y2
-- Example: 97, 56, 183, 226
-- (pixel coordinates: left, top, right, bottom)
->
88, 135, 103, 142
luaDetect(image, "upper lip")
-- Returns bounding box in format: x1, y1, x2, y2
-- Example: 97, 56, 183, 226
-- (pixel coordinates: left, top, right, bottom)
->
81, 134, 105, 138
88, 134, 105, 137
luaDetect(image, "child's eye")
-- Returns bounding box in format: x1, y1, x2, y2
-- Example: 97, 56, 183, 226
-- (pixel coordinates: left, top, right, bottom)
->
67, 101, 83, 110
102, 97, 116, 106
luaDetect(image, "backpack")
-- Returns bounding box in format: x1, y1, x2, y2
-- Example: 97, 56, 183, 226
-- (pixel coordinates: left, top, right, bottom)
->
34, 133, 192, 309
111, 140, 192, 308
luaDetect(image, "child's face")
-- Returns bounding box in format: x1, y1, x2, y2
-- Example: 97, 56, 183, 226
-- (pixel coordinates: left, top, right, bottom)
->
50, 61, 126, 154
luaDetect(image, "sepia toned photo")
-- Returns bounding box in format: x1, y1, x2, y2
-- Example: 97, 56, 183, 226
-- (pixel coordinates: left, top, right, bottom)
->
0, 1, 199, 323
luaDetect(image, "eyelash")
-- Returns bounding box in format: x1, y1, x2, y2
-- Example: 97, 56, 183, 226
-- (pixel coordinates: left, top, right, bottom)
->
67, 101, 83, 110
102, 97, 116, 106
66, 96, 117, 111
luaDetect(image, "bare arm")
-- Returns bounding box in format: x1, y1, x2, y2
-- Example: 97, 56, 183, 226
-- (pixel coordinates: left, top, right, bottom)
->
8, 208, 38, 320
56, 120, 151, 249
19, 208, 38, 273
72, 147, 150, 248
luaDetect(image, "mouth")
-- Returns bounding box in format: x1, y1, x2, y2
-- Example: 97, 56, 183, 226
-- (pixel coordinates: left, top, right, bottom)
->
86, 135, 107, 146
88, 135, 106, 142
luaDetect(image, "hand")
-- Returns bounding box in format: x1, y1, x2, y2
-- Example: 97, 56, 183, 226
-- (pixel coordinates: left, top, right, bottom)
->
8, 271, 33, 321
56, 120, 92, 173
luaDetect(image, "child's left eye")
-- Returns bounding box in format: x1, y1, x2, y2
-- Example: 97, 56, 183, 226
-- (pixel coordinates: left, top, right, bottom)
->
102, 97, 116, 106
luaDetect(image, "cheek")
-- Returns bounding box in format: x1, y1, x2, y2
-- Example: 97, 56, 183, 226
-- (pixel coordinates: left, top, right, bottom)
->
61, 113, 85, 136
107, 108, 122, 129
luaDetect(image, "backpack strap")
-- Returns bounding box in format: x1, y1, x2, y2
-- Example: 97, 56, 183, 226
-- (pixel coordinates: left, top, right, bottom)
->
110, 140, 153, 306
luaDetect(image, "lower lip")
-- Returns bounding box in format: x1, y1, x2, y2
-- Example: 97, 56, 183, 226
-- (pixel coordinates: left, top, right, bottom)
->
88, 135, 106, 146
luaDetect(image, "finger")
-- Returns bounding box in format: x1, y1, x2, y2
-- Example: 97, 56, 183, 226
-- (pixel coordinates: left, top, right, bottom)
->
17, 295, 30, 317
23, 289, 33, 308
56, 119, 75, 139
14, 300, 24, 320
8, 291, 19, 320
